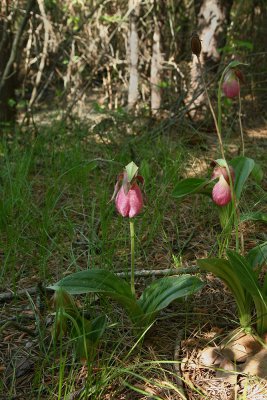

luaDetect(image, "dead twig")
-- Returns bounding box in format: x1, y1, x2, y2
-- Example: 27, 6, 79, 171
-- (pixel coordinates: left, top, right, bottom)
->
0, 320, 36, 337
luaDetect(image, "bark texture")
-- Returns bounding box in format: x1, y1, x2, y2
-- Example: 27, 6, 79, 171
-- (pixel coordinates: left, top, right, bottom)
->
187, 0, 233, 118
0, 16, 18, 124
150, 14, 162, 114
0, 0, 36, 125
127, 0, 140, 110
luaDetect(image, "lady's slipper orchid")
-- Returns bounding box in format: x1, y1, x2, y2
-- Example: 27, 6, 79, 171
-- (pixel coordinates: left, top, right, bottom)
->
113, 162, 144, 218
211, 164, 235, 207
222, 69, 244, 99
116, 182, 143, 218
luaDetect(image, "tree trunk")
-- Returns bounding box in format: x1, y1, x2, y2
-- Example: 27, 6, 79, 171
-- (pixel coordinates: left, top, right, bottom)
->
0, 0, 36, 126
187, 0, 233, 118
150, 13, 162, 114
127, 0, 140, 110
0, 18, 18, 125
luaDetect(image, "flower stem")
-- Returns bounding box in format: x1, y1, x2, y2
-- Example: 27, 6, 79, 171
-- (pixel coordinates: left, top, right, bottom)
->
238, 90, 245, 156
197, 57, 225, 159
130, 219, 135, 296
225, 163, 239, 253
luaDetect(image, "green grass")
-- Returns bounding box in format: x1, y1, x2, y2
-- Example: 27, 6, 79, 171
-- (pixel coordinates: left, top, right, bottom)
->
0, 118, 191, 289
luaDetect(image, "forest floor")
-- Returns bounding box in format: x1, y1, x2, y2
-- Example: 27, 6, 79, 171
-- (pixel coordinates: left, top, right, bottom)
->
0, 109, 267, 400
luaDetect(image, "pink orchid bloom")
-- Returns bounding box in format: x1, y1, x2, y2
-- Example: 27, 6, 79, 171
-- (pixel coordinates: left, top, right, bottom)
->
112, 165, 144, 218
222, 71, 239, 98
115, 183, 143, 218
211, 165, 235, 207
222, 69, 244, 99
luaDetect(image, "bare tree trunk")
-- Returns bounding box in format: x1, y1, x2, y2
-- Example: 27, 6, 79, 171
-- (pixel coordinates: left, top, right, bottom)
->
0, 24, 17, 124
127, 0, 140, 110
187, 0, 233, 118
150, 13, 162, 114
0, 0, 36, 126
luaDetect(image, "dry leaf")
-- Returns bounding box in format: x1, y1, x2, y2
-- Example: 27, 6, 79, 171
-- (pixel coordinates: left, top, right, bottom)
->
222, 332, 261, 363
216, 358, 238, 385
199, 346, 223, 367
240, 349, 267, 379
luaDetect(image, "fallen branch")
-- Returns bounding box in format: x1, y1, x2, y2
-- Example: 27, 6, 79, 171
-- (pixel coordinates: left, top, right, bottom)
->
116, 266, 199, 277
0, 286, 38, 302
0, 320, 36, 337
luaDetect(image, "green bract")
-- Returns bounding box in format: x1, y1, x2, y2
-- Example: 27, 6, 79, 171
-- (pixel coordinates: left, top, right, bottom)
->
125, 161, 139, 183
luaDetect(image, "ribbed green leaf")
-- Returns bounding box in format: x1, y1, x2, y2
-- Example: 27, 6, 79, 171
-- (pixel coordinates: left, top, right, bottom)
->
226, 251, 260, 297
172, 178, 209, 198
197, 257, 251, 327
227, 250, 267, 335
247, 242, 267, 269
48, 269, 144, 323
230, 157, 255, 200
138, 275, 203, 320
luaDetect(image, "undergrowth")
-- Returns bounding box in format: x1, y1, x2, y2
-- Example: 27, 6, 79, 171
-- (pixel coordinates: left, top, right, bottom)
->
0, 114, 266, 399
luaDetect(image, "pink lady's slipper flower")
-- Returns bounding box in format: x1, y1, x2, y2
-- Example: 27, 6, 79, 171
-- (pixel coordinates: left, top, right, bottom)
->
222, 69, 244, 99
211, 162, 235, 207
112, 162, 144, 218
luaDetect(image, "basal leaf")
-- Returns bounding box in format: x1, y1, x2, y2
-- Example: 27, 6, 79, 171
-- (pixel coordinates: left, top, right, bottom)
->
226, 250, 267, 334
197, 258, 247, 305
247, 242, 267, 269
48, 269, 144, 323
226, 251, 259, 296
138, 275, 203, 321
198, 257, 251, 327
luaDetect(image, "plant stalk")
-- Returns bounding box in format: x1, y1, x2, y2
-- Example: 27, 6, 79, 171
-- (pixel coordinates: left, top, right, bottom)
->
238, 90, 245, 156
197, 57, 225, 159
225, 163, 239, 253
218, 65, 242, 253
130, 219, 135, 296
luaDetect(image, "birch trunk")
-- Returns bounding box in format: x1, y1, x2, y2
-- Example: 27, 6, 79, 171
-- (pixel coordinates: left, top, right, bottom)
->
127, 0, 140, 110
187, 0, 233, 118
150, 15, 162, 114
